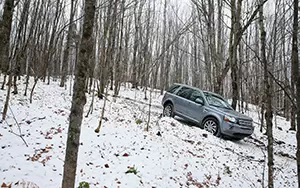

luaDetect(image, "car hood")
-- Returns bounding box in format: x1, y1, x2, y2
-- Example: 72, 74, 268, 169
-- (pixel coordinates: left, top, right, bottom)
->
209, 106, 253, 121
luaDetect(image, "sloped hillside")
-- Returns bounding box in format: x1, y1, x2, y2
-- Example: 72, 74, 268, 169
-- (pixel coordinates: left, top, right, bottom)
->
0, 78, 297, 187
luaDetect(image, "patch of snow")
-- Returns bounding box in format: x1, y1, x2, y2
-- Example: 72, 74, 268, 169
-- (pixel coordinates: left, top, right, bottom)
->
0, 77, 297, 187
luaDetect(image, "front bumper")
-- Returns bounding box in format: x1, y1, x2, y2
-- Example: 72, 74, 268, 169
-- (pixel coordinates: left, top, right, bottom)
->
221, 121, 254, 138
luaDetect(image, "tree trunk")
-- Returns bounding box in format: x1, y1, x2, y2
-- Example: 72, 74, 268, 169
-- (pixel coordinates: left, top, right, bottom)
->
0, 0, 14, 76
60, 0, 76, 88
114, 0, 125, 97
2, 74, 12, 120
131, 0, 139, 89
99, 0, 113, 96
107, 0, 119, 91
291, 0, 300, 187
160, 0, 167, 94
290, 0, 297, 130
259, 2, 274, 187
230, 0, 242, 110
61, 0, 96, 187
0, 0, 14, 120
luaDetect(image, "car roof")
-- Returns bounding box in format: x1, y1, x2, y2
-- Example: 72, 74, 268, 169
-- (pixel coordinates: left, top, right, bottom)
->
172, 83, 223, 98
173, 83, 201, 91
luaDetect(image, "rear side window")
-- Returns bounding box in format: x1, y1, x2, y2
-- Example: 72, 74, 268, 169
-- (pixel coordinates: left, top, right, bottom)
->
176, 87, 193, 99
167, 84, 180, 93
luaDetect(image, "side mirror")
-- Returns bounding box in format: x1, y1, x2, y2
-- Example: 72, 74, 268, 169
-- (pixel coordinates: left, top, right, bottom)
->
195, 98, 204, 105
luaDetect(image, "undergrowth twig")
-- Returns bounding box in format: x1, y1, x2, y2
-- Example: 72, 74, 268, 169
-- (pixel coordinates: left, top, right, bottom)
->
5, 106, 29, 147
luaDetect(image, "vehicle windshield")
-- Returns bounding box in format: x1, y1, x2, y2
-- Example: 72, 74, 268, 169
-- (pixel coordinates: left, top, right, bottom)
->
204, 92, 232, 110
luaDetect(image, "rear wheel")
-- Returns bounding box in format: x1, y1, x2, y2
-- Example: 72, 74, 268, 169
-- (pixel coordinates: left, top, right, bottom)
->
203, 117, 221, 137
163, 103, 174, 117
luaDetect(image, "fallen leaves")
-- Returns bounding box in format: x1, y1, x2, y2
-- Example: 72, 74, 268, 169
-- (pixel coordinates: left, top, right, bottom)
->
41, 156, 52, 166
186, 172, 202, 187
54, 109, 65, 116
1, 181, 39, 188
1, 183, 11, 188
184, 164, 188, 169
216, 174, 221, 186
26, 146, 52, 166
40, 126, 63, 139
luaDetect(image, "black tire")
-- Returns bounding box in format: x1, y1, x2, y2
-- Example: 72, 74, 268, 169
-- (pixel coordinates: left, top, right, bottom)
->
202, 117, 221, 137
163, 103, 174, 118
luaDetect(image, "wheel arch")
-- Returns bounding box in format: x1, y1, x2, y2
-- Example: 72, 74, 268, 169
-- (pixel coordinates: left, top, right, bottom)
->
163, 100, 174, 107
201, 115, 221, 127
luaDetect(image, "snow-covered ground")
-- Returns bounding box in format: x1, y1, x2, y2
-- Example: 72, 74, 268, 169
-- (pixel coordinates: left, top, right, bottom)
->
0, 77, 297, 188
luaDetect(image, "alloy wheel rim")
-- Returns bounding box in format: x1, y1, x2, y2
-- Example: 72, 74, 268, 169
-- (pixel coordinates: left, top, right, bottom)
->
164, 105, 172, 117
204, 120, 217, 134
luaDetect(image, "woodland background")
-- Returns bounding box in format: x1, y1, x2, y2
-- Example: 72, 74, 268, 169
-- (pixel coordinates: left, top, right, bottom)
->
0, 0, 299, 187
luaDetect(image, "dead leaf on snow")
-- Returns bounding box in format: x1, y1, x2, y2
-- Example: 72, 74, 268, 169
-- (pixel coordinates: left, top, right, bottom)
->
1, 183, 12, 188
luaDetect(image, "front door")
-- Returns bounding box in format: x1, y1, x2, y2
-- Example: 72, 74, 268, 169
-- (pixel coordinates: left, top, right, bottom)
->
187, 89, 206, 123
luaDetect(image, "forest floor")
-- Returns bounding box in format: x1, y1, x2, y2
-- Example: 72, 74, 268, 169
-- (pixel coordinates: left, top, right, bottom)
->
0, 77, 297, 188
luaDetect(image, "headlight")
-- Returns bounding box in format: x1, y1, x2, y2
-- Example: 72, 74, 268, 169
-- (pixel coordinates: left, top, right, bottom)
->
224, 115, 237, 123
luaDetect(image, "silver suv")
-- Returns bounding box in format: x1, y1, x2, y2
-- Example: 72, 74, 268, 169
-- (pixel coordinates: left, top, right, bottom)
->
162, 84, 254, 140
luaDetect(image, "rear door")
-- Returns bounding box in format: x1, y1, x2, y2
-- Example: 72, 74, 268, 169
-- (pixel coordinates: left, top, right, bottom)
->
174, 86, 193, 116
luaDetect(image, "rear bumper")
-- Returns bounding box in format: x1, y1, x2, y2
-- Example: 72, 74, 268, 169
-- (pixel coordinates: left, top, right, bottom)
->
221, 121, 254, 138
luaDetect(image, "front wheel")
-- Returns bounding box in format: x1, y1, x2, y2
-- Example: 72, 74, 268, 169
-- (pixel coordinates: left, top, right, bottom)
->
163, 103, 174, 118
203, 117, 221, 137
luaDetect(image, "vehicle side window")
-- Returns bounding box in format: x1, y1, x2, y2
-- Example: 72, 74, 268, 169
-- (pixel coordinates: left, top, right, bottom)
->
167, 85, 180, 93
176, 87, 193, 99
189, 90, 203, 103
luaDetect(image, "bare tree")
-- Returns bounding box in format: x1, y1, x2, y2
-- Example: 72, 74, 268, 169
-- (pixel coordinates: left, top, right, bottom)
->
61, 0, 96, 187
259, 1, 274, 187
291, 0, 300, 186
0, 0, 14, 90
159, 0, 167, 94
290, 1, 297, 130
0, 0, 14, 120
99, 0, 113, 96
60, 0, 77, 88
113, 0, 126, 96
